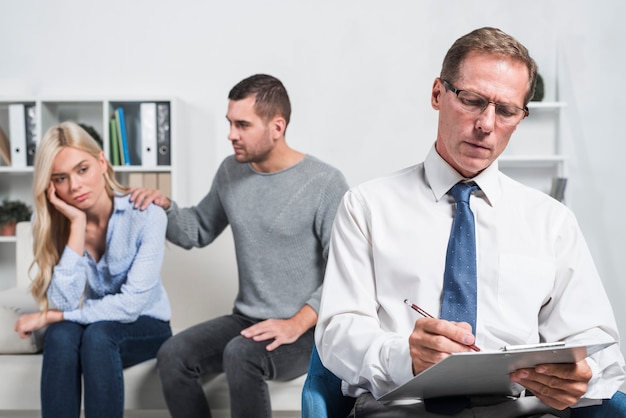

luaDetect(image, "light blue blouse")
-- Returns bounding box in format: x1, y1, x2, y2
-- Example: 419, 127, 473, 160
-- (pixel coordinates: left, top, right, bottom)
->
47, 195, 171, 324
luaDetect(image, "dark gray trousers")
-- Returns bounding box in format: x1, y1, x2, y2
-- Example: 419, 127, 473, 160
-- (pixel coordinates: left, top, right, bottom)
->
348, 393, 571, 418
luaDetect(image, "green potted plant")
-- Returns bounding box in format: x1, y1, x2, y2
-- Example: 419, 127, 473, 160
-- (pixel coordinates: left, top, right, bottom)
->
0, 198, 32, 236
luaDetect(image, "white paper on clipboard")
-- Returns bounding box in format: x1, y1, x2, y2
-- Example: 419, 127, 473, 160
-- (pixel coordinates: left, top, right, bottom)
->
378, 341, 616, 402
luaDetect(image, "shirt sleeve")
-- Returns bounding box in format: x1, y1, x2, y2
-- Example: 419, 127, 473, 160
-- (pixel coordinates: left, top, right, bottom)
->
538, 209, 626, 400
63, 205, 168, 323
316, 190, 414, 399
47, 247, 89, 310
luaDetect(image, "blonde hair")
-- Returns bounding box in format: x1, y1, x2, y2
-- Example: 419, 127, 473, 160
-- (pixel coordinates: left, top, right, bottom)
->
30, 121, 129, 310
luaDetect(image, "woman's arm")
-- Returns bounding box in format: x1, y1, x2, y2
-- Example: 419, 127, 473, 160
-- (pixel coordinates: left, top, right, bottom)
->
14, 310, 64, 339
63, 203, 169, 323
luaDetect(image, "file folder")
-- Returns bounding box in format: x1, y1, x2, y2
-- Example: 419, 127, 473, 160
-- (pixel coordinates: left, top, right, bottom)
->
9, 104, 26, 168
156, 102, 170, 166
25, 104, 37, 166
140, 102, 157, 167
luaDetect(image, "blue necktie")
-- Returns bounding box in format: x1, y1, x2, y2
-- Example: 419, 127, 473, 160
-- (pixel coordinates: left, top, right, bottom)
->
441, 182, 479, 334
425, 182, 479, 415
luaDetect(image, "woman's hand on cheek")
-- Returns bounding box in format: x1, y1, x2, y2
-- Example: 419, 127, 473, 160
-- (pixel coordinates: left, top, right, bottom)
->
47, 182, 85, 223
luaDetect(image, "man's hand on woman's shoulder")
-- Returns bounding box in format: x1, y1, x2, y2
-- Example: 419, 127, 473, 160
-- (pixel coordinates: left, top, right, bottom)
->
129, 187, 171, 211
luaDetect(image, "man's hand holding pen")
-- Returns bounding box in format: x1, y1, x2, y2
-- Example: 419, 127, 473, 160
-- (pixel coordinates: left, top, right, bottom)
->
405, 300, 479, 376
408, 316, 478, 375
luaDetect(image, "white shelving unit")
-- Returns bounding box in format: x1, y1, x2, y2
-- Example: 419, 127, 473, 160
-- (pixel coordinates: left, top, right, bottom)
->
0, 97, 178, 290
499, 101, 567, 197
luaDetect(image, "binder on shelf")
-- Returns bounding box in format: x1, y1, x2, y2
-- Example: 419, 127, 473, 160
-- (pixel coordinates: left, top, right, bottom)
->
115, 107, 131, 165
9, 104, 27, 168
109, 118, 121, 166
0, 125, 11, 166
140, 102, 157, 167
550, 177, 567, 202
156, 102, 170, 166
25, 104, 37, 166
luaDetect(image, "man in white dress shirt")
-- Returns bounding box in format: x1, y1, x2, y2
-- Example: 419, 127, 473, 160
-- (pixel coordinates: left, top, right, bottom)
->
315, 27, 626, 417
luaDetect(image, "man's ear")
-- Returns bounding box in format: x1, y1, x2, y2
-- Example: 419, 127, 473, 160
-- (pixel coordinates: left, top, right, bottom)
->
431, 78, 444, 110
270, 115, 287, 139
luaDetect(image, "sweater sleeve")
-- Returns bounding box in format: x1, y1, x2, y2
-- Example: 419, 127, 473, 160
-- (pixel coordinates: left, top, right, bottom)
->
305, 168, 349, 312
166, 165, 230, 249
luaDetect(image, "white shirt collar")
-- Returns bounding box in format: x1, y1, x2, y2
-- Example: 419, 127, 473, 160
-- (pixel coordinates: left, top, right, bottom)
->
423, 144, 501, 206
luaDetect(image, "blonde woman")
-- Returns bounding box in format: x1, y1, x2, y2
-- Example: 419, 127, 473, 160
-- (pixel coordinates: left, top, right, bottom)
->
14, 121, 172, 418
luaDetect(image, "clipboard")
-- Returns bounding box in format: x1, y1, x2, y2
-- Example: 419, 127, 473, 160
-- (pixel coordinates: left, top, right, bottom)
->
378, 341, 616, 401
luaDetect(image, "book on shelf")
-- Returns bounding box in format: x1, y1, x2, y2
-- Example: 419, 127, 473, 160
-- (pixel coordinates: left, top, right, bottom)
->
109, 118, 121, 166
25, 104, 37, 166
142, 172, 158, 190
115, 107, 131, 165
550, 177, 567, 202
9, 104, 27, 168
140, 102, 157, 167
125, 172, 171, 197
116, 112, 126, 165
127, 172, 144, 188
157, 172, 171, 197
0, 125, 10, 166
156, 102, 170, 166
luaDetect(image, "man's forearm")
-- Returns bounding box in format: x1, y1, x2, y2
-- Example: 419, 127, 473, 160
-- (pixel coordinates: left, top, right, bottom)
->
290, 304, 318, 336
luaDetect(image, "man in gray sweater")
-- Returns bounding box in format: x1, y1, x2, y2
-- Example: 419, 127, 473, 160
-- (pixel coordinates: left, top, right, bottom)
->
130, 74, 349, 418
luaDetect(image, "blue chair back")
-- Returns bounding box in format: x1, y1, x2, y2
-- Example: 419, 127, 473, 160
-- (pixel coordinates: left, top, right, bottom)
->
302, 345, 355, 418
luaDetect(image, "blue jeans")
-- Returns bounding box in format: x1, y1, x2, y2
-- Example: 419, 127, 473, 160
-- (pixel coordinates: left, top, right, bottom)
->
347, 391, 626, 417
570, 390, 626, 417
156, 312, 314, 418
41, 316, 172, 418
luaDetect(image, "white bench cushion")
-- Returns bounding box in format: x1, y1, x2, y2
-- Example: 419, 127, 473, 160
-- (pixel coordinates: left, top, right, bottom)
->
0, 287, 44, 353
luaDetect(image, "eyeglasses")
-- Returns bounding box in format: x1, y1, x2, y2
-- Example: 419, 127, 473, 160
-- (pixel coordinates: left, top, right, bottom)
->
442, 79, 529, 125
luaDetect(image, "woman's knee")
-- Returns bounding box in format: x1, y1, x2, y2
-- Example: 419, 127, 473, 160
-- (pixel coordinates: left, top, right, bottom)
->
43, 321, 84, 368
81, 322, 118, 352
44, 321, 83, 350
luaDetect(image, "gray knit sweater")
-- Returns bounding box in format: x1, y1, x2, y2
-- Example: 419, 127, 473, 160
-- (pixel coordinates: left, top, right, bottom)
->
165, 155, 349, 320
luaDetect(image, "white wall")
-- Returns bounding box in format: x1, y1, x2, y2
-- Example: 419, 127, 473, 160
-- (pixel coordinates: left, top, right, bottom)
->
1, 0, 625, 373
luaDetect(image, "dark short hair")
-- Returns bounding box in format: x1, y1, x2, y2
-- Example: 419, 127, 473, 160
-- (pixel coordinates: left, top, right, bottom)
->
440, 27, 538, 105
228, 74, 291, 126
